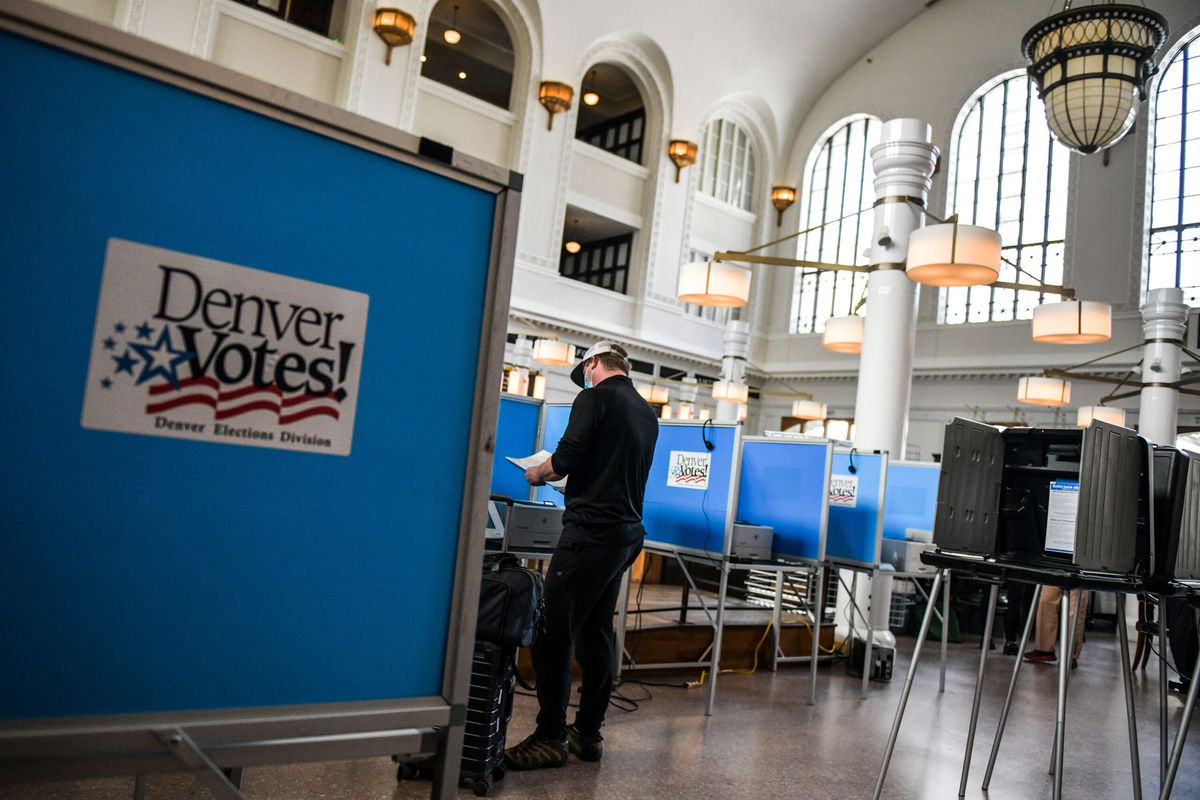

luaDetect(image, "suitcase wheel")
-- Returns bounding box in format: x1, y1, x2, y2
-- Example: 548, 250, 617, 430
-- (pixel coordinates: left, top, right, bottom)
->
471, 778, 491, 797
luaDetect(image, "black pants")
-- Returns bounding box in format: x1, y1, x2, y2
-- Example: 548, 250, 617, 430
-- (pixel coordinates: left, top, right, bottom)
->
532, 524, 643, 739
1003, 581, 1036, 643
1166, 596, 1199, 686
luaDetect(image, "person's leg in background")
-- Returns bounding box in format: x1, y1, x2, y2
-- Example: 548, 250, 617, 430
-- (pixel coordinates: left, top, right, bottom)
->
1026, 584, 1062, 663
1003, 581, 1033, 655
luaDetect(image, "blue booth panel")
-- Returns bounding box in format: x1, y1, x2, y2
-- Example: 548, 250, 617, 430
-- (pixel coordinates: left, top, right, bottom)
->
824, 450, 888, 567
491, 395, 542, 501
534, 403, 572, 507
642, 421, 739, 557
0, 31, 499, 720
883, 461, 940, 541
736, 438, 832, 562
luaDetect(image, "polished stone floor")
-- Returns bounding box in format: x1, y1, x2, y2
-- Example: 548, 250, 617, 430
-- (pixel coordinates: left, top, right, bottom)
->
4, 629, 1197, 799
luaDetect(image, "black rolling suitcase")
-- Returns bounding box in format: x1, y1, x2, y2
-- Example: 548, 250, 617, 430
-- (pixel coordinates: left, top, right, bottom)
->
397, 558, 543, 796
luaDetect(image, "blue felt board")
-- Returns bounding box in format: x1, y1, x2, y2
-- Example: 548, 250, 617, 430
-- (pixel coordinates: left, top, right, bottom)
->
825, 452, 887, 566
0, 33, 498, 720
492, 396, 541, 501
642, 422, 738, 556
534, 403, 572, 507
736, 439, 831, 562
883, 462, 940, 541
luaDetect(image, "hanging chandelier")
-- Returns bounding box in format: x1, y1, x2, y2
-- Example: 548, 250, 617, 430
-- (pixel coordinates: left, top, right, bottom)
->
1022, 2, 1168, 154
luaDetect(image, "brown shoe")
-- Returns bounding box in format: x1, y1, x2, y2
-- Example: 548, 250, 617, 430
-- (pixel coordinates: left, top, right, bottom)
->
504, 732, 568, 770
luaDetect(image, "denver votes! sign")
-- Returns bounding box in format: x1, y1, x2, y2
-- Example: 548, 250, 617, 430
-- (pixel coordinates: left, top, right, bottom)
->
81, 239, 369, 456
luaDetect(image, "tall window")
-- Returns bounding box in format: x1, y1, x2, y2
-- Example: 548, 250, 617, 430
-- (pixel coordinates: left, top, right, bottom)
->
233, 0, 341, 36
699, 119, 756, 212
790, 117, 880, 334
940, 72, 1070, 324
1148, 30, 1200, 304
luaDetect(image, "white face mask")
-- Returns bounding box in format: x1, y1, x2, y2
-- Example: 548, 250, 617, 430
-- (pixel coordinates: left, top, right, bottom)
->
583, 360, 594, 389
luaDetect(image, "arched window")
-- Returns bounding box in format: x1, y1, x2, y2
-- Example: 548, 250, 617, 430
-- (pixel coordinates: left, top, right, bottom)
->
1147, 29, 1200, 304
575, 63, 645, 165
698, 119, 756, 212
790, 116, 880, 334
420, 0, 515, 109
940, 72, 1070, 324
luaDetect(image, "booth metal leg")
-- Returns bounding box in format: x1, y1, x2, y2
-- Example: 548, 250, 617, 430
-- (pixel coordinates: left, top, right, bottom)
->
1159, 615, 1200, 800
810, 565, 822, 706
871, 568, 944, 800
940, 570, 951, 694
705, 560, 730, 716
1159, 595, 1169, 787
1116, 596, 1143, 800
957, 583, 998, 797
771, 572, 784, 672
982, 583, 1042, 791
1050, 590, 1084, 778
1052, 591, 1070, 800
615, 569, 631, 678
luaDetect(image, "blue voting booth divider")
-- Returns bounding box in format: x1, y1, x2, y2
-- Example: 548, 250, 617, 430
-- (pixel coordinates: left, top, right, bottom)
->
736, 437, 833, 562
883, 461, 940, 541
643, 421, 740, 557
0, 5, 518, 786
492, 395, 541, 501
534, 403, 572, 507
824, 450, 889, 567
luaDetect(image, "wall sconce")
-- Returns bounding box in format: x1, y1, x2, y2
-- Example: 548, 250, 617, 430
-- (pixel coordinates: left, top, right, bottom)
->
373, 8, 416, 66
539, 81, 573, 131
667, 139, 698, 183
771, 186, 796, 226
564, 240, 582, 254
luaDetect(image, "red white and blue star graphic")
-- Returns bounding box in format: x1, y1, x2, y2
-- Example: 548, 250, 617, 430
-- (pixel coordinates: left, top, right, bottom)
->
99, 320, 195, 390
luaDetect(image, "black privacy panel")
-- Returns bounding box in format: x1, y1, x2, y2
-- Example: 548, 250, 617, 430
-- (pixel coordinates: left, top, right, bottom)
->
1074, 421, 1145, 574
1174, 454, 1200, 581
934, 418, 1003, 555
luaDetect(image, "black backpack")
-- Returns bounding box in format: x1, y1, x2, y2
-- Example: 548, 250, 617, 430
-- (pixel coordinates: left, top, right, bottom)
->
476, 557, 544, 648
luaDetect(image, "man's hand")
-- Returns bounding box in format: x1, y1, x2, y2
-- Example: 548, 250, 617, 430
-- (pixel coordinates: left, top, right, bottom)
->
525, 456, 563, 486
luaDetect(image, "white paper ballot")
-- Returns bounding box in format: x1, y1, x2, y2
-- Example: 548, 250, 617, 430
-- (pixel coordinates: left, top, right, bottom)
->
506, 450, 567, 492
1043, 479, 1080, 554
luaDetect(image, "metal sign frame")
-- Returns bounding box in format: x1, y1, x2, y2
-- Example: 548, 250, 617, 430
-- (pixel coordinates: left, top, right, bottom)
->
0, 3, 520, 798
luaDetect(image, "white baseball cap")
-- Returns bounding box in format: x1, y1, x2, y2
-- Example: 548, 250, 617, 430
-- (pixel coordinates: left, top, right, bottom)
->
570, 341, 623, 388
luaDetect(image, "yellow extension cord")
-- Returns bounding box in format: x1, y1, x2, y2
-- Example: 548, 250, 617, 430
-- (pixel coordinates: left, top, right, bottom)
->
686, 616, 843, 688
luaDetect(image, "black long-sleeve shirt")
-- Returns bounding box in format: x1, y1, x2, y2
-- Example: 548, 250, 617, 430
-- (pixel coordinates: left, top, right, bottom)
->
550, 375, 658, 534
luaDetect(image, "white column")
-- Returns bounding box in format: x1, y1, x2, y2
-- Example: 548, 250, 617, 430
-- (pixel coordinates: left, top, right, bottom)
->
852, 118, 939, 456
1138, 287, 1187, 445
842, 119, 937, 656
716, 320, 750, 422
